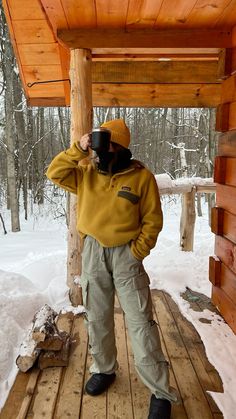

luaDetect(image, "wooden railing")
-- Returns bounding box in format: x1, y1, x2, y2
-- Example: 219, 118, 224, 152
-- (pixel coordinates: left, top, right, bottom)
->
156, 174, 216, 251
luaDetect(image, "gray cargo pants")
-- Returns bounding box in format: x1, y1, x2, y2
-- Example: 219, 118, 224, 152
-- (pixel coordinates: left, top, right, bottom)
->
80, 236, 178, 402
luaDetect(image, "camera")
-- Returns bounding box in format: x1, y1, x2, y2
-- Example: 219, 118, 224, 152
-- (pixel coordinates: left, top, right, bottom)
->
90, 128, 111, 153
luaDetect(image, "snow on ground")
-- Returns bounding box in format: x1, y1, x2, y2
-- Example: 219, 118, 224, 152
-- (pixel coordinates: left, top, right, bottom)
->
0, 197, 236, 417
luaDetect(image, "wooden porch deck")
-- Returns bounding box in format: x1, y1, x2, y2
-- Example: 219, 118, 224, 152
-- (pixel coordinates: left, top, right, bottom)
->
1, 290, 224, 419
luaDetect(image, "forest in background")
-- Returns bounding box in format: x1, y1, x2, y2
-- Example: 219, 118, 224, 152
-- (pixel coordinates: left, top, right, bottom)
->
0, 3, 218, 233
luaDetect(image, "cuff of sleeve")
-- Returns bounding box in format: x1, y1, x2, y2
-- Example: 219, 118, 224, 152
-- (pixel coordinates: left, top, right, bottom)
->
130, 241, 146, 260
73, 142, 89, 155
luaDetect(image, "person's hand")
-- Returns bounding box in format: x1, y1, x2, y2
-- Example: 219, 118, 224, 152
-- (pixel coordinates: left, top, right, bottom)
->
79, 133, 91, 151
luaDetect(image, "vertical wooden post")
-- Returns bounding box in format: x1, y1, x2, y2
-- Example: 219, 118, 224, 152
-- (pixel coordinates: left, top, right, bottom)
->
68, 49, 92, 306
180, 189, 196, 251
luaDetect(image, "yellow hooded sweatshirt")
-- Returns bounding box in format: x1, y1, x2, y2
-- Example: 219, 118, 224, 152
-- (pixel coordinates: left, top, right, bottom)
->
46, 143, 163, 260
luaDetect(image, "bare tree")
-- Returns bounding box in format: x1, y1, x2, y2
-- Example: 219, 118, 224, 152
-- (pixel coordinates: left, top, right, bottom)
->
1, 6, 20, 231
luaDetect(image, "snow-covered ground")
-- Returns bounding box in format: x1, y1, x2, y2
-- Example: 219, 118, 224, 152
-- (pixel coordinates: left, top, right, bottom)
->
0, 197, 236, 418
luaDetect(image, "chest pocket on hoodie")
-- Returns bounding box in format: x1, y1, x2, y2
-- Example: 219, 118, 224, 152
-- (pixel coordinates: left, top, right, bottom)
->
117, 190, 140, 204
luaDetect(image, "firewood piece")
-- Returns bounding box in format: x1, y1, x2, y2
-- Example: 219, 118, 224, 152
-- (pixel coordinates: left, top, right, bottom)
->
16, 328, 41, 372
36, 331, 68, 351
38, 335, 71, 370
32, 304, 58, 343
16, 304, 58, 372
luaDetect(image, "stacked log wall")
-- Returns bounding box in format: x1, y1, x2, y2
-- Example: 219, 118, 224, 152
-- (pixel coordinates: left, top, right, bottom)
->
211, 29, 236, 333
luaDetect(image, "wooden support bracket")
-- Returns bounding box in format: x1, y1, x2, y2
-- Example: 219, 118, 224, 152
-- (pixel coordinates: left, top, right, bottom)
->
216, 103, 230, 132
209, 256, 221, 287
232, 48, 236, 75
211, 207, 224, 236
214, 156, 227, 184
217, 48, 232, 80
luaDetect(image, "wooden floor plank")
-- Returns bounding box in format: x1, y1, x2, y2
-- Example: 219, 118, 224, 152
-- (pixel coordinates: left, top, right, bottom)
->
107, 305, 134, 419
16, 369, 40, 419
124, 313, 149, 419
164, 292, 223, 417
152, 290, 215, 419
152, 312, 188, 419
181, 291, 224, 392
54, 315, 88, 418
27, 367, 62, 418
0, 370, 30, 419
80, 353, 107, 419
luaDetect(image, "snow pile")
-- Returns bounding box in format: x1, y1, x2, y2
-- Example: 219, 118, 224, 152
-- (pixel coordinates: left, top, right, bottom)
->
0, 218, 69, 405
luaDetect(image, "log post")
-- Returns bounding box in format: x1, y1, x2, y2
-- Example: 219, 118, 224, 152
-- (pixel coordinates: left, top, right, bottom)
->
67, 49, 93, 306
180, 189, 196, 251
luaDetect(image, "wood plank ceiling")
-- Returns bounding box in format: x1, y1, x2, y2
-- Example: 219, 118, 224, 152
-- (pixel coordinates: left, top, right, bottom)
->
3, 0, 236, 107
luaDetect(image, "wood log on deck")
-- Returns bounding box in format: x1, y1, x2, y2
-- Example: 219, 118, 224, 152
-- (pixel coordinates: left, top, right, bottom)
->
36, 333, 65, 351
16, 304, 59, 372
32, 304, 58, 343
38, 334, 71, 369
16, 329, 41, 373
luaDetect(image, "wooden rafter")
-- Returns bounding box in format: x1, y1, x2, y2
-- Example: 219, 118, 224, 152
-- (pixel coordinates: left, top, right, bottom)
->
57, 28, 232, 49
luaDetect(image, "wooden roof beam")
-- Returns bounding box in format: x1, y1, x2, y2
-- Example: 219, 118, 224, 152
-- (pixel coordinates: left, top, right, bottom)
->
27, 83, 221, 108
91, 61, 220, 83
92, 48, 220, 61
23, 61, 221, 87
57, 28, 232, 49
91, 83, 221, 108
92, 54, 219, 62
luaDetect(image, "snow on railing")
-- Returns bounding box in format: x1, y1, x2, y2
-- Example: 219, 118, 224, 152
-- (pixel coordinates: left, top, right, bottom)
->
156, 173, 215, 195
155, 174, 216, 251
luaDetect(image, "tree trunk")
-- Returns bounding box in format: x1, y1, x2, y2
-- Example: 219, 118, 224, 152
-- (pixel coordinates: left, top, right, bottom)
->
36, 108, 45, 205
197, 193, 203, 217
178, 143, 188, 178
13, 72, 28, 220
3, 25, 20, 232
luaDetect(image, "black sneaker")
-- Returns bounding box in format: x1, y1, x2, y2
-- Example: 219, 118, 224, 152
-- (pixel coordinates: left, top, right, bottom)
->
148, 394, 171, 419
85, 373, 116, 396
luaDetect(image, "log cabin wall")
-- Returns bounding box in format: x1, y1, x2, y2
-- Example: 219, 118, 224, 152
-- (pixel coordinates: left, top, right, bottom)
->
210, 27, 236, 333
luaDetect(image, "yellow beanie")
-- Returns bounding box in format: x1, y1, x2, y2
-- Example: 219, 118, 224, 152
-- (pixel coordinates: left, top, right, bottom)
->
101, 119, 130, 149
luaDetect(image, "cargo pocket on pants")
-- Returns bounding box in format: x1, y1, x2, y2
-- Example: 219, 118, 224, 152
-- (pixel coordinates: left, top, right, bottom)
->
132, 272, 151, 313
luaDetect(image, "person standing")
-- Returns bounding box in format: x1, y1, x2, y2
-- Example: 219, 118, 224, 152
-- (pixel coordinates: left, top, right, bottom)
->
46, 119, 178, 418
